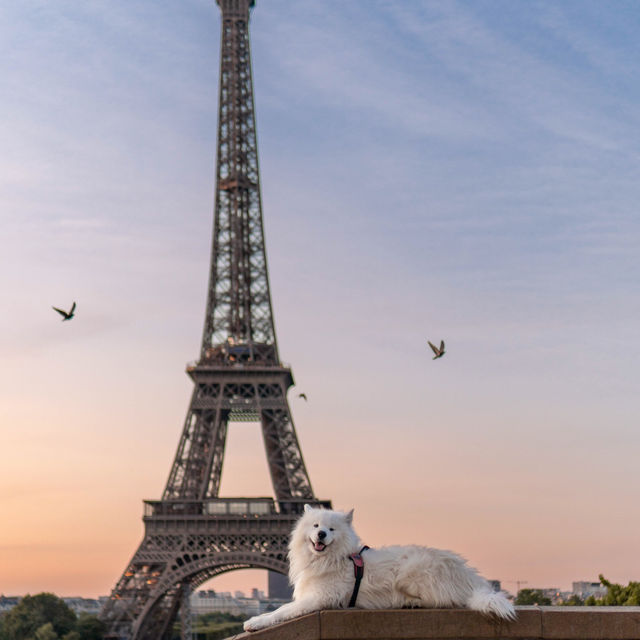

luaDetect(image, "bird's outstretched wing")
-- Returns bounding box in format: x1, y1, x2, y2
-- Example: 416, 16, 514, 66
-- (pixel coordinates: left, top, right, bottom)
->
427, 341, 440, 356
439, 340, 445, 352
70, 302, 76, 314
52, 306, 68, 318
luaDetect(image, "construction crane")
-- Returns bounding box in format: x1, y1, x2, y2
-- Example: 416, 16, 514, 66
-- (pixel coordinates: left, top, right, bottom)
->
504, 580, 529, 596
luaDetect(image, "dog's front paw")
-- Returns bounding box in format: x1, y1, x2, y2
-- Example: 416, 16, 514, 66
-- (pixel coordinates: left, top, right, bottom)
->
243, 614, 272, 632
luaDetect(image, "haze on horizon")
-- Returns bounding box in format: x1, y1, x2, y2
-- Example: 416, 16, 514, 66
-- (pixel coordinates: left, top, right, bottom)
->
1, 0, 639, 599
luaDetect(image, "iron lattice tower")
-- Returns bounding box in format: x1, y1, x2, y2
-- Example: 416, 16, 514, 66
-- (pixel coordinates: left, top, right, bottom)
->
100, 2, 330, 637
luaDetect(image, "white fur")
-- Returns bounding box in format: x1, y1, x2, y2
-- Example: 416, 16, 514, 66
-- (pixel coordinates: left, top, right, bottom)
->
243, 505, 515, 631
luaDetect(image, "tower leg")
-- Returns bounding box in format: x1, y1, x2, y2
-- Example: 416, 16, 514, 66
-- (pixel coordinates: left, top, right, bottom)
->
261, 405, 314, 501
181, 583, 193, 640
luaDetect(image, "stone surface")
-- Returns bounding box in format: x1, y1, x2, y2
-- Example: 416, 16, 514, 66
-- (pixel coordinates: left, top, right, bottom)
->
232, 612, 319, 640
319, 608, 542, 639
229, 607, 640, 640
541, 607, 640, 639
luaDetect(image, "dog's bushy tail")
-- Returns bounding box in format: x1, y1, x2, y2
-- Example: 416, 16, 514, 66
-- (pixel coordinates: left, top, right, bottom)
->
468, 588, 516, 620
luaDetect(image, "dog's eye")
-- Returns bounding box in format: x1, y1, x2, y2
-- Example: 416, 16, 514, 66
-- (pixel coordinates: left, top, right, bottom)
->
329, 528, 334, 531
313, 524, 318, 528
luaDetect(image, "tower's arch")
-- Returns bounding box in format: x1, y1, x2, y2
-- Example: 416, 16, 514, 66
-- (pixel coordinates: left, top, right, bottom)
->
133, 554, 289, 639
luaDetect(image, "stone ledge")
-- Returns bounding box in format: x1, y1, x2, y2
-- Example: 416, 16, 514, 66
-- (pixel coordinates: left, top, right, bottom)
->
230, 607, 640, 640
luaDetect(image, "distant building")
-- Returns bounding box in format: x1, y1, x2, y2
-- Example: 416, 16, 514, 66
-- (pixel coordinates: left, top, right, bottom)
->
540, 588, 564, 604
191, 590, 256, 616
0, 596, 20, 612
63, 597, 103, 615
268, 571, 293, 600
572, 581, 607, 600
190, 589, 289, 618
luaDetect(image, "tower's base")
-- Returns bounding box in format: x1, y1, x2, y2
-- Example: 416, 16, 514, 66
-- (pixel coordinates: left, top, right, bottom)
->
100, 498, 329, 640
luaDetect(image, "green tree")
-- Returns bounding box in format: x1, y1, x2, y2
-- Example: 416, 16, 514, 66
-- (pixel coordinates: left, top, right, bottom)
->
2, 594, 76, 640
559, 594, 584, 606
514, 589, 552, 606
74, 614, 106, 640
197, 612, 245, 625
171, 611, 247, 640
597, 575, 640, 606
34, 622, 59, 640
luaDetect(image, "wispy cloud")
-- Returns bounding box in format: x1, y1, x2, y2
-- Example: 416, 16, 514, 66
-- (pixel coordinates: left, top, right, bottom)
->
252, 0, 640, 313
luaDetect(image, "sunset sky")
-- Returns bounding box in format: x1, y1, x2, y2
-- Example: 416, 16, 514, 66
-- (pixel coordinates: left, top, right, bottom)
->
1, 0, 639, 599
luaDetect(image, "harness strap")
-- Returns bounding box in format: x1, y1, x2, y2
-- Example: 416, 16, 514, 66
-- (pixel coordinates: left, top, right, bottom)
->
347, 545, 370, 608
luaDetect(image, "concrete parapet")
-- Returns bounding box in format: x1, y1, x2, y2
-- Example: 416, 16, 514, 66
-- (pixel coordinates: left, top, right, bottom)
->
231, 607, 640, 640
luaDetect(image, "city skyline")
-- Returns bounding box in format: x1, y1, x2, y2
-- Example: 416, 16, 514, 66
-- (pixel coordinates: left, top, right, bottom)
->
1, 0, 639, 599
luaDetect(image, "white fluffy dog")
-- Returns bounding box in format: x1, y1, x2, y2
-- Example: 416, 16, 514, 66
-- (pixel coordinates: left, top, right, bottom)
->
243, 505, 515, 632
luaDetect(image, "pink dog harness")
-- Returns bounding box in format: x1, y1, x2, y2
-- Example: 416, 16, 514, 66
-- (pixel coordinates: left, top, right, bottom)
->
347, 545, 370, 607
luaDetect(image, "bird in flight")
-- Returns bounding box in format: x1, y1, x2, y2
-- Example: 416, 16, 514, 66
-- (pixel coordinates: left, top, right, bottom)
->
297, 393, 308, 401
427, 340, 445, 360
52, 302, 76, 321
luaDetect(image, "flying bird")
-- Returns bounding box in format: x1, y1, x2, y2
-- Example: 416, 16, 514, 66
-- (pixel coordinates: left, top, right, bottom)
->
52, 302, 76, 321
297, 393, 308, 401
427, 340, 445, 360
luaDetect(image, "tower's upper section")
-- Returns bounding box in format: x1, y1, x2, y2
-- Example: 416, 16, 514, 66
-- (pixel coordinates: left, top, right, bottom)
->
200, 0, 280, 367
216, 0, 254, 18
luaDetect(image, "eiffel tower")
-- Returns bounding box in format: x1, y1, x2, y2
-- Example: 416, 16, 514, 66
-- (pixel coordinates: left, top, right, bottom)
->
100, 1, 330, 637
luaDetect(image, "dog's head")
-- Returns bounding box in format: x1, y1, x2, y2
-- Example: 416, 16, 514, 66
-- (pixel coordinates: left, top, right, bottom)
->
289, 504, 360, 562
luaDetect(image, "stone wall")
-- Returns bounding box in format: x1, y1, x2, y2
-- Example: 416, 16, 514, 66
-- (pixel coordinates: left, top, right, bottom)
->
232, 607, 640, 640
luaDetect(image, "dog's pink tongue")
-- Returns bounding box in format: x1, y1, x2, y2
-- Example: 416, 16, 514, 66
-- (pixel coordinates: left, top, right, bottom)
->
314, 541, 326, 551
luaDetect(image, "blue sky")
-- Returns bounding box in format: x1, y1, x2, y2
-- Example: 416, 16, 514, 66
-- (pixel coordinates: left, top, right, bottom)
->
1, 0, 639, 597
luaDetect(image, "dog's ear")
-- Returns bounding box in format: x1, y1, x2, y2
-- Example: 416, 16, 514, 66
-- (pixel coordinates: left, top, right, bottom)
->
304, 503, 314, 513
345, 508, 354, 524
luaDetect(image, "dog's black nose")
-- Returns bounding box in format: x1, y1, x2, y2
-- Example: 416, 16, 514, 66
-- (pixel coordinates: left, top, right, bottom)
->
317, 530, 327, 540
